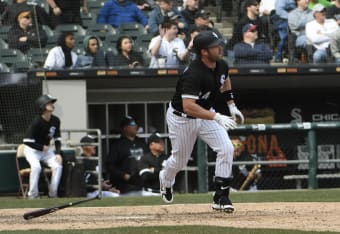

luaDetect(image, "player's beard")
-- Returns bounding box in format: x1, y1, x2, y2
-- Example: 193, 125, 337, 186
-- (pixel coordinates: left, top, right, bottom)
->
207, 47, 223, 62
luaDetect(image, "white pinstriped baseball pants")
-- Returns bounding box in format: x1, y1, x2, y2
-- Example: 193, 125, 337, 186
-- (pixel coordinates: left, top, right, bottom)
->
161, 104, 234, 188
24, 146, 63, 197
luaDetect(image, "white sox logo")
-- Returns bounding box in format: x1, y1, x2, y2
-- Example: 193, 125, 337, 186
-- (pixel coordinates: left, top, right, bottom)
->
220, 74, 226, 85
48, 126, 56, 139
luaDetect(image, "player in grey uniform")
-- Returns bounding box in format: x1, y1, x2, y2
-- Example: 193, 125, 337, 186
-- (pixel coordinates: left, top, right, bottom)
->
159, 31, 244, 212
23, 94, 63, 199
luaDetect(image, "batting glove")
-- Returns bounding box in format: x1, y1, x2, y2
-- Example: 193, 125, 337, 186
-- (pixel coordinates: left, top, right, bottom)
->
228, 103, 244, 124
214, 113, 237, 131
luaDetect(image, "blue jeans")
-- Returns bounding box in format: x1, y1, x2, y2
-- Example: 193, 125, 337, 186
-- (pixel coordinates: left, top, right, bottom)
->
275, 21, 288, 61
313, 48, 327, 63
296, 35, 307, 47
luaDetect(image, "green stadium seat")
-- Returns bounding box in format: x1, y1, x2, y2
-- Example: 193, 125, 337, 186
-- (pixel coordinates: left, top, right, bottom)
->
0, 48, 27, 67
27, 48, 49, 67
42, 25, 54, 37
0, 38, 8, 49
0, 26, 10, 42
11, 61, 34, 72
134, 34, 153, 48
80, 12, 97, 29
117, 22, 147, 40
54, 24, 87, 37
87, 0, 105, 15
0, 62, 10, 72
87, 23, 117, 41
104, 34, 121, 47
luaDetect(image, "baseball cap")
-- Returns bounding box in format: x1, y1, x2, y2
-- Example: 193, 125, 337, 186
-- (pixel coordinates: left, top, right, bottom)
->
193, 30, 223, 53
147, 132, 163, 145
194, 9, 210, 19
242, 23, 257, 33
80, 135, 96, 145
244, 0, 259, 7
120, 116, 137, 128
312, 4, 326, 14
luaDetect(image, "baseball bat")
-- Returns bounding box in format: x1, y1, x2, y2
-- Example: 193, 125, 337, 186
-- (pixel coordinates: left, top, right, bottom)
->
23, 195, 99, 220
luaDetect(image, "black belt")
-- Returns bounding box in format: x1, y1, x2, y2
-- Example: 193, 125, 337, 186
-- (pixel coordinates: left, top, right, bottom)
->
173, 110, 196, 119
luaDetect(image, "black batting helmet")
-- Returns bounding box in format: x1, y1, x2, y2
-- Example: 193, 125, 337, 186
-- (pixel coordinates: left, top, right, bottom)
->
36, 94, 57, 113
192, 30, 223, 54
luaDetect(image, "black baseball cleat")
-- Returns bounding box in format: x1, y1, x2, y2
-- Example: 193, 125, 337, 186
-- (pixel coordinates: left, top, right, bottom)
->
212, 193, 234, 213
159, 170, 173, 203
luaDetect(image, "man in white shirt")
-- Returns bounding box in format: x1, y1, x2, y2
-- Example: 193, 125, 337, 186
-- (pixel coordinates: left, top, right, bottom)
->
148, 20, 192, 68
306, 4, 339, 63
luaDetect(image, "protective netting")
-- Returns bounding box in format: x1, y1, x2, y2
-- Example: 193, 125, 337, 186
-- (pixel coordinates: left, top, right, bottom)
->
0, 73, 42, 144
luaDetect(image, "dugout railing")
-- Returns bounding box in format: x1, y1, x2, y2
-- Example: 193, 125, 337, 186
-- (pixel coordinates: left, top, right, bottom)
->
61, 128, 103, 197
196, 122, 340, 193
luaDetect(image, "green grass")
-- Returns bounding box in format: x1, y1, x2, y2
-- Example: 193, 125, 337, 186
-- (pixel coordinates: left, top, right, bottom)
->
1, 189, 340, 209
1, 189, 340, 234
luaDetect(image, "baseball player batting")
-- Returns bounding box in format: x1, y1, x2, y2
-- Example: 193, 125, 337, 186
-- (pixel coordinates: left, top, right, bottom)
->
23, 94, 63, 199
159, 31, 244, 213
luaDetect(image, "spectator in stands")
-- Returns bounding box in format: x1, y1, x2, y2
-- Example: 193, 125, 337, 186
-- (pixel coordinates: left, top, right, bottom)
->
272, 0, 296, 62
259, 0, 276, 49
308, 0, 332, 10
138, 132, 168, 195
7, 9, 48, 54
148, 20, 191, 68
44, 32, 78, 69
233, 23, 272, 64
288, 0, 314, 63
148, 0, 185, 35
47, 0, 88, 28
97, 0, 148, 29
76, 35, 107, 68
181, 0, 200, 26
330, 28, 340, 63
106, 116, 148, 196
1, 0, 50, 26
80, 135, 120, 198
109, 35, 144, 67
191, 9, 225, 42
326, 0, 340, 25
306, 4, 338, 63
259, 0, 276, 17
229, 0, 270, 62
132, 0, 154, 10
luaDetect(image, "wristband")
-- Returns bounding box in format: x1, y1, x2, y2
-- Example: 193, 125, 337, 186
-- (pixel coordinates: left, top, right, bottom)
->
222, 90, 234, 102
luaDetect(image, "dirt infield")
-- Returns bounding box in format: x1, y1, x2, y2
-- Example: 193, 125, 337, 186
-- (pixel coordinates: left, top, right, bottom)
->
1, 202, 339, 232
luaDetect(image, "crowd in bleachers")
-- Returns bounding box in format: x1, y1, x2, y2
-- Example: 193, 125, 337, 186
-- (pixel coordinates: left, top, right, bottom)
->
0, 0, 340, 72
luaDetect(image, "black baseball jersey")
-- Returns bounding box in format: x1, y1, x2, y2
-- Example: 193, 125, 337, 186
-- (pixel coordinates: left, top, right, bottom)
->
171, 58, 229, 113
23, 114, 61, 154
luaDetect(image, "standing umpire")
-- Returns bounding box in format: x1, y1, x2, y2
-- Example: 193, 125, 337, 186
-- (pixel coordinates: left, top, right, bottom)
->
23, 94, 63, 199
159, 31, 244, 212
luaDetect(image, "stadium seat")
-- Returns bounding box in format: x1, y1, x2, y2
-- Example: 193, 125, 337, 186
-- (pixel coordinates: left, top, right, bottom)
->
27, 48, 49, 67
134, 34, 153, 48
87, 23, 117, 41
54, 24, 87, 37
104, 34, 121, 47
0, 62, 10, 72
117, 22, 147, 40
45, 34, 59, 49
102, 45, 118, 55
0, 48, 27, 67
11, 61, 34, 72
0, 38, 8, 49
80, 12, 96, 29
27, 0, 50, 13
0, 25, 10, 42
42, 25, 54, 38
87, 0, 105, 15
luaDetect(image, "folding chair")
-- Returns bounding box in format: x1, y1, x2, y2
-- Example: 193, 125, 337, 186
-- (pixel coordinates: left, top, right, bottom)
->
16, 144, 52, 198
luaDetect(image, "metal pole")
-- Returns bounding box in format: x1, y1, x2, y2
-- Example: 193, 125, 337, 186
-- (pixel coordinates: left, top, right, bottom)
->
197, 138, 207, 193
307, 129, 318, 189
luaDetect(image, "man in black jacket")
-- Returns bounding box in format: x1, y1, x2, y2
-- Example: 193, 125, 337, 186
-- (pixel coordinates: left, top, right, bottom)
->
106, 116, 148, 195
